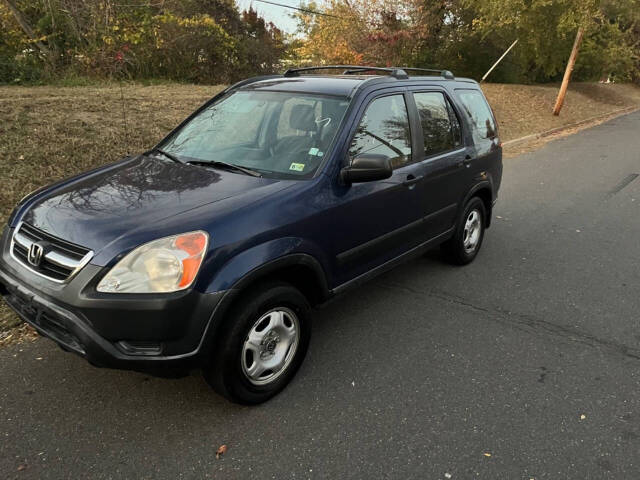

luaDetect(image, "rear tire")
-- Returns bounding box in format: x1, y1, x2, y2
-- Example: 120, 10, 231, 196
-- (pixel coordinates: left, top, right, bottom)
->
441, 196, 486, 265
204, 281, 311, 405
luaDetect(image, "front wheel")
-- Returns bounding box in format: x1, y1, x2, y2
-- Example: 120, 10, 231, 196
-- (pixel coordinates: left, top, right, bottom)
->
441, 197, 486, 265
204, 282, 311, 405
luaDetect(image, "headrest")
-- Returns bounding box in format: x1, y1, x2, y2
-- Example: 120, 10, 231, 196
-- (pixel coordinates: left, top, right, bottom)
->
289, 104, 316, 132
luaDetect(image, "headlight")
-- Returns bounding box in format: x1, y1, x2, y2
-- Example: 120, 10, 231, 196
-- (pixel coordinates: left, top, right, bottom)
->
97, 231, 209, 293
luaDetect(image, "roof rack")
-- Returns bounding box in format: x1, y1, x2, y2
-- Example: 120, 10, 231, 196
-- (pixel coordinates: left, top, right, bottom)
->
283, 65, 455, 80
284, 65, 409, 79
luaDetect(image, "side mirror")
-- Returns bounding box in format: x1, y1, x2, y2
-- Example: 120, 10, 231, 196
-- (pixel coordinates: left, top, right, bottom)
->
340, 154, 393, 184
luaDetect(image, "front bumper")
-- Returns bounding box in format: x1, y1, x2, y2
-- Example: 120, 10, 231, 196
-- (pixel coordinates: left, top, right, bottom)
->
0, 227, 226, 375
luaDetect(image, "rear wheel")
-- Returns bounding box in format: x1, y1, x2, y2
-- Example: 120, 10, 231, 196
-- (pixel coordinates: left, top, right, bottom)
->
442, 196, 486, 265
204, 282, 311, 405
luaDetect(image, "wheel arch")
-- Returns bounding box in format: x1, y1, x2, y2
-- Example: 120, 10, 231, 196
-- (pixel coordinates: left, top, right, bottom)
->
226, 253, 330, 307
463, 181, 494, 228
198, 253, 330, 359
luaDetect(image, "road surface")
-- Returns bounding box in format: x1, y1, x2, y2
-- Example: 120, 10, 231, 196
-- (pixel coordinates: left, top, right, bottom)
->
2, 111, 640, 479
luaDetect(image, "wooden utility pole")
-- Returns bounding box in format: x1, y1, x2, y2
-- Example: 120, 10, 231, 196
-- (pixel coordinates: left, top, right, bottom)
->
3, 0, 52, 61
481, 39, 519, 83
552, 27, 584, 116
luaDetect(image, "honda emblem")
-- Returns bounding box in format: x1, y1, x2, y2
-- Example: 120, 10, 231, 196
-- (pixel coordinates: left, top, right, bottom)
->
27, 242, 44, 267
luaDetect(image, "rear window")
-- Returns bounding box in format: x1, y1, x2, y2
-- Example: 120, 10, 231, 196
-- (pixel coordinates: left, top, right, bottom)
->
456, 89, 497, 141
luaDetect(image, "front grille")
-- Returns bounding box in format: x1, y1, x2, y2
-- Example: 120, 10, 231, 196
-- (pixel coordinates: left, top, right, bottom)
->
11, 222, 93, 282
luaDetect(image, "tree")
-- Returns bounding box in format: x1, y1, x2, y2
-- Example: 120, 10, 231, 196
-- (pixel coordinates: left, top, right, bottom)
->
466, 0, 638, 82
2, 0, 51, 61
293, 0, 639, 83
0, 0, 289, 83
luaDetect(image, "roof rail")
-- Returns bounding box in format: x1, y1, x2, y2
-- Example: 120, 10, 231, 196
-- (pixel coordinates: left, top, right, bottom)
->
222, 74, 281, 93
283, 65, 455, 80
284, 65, 410, 79
396, 67, 455, 80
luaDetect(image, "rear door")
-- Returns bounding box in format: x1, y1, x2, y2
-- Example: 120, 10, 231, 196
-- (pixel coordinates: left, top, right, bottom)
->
454, 88, 502, 193
407, 88, 470, 238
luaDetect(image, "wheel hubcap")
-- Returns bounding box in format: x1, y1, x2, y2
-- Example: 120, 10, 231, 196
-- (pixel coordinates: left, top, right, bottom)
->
241, 308, 300, 385
463, 209, 482, 254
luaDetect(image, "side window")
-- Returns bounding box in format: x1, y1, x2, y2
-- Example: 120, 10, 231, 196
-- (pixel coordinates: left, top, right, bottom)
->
349, 94, 412, 169
457, 89, 497, 141
413, 92, 460, 156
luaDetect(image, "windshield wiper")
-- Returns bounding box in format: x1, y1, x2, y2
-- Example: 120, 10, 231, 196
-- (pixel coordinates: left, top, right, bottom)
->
149, 147, 182, 163
187, 160, 262, 177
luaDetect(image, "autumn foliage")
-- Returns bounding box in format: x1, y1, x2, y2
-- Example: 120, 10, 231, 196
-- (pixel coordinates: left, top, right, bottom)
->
0, 0, 285, 83
294, 0, 640, 84
1, 0, 639, 84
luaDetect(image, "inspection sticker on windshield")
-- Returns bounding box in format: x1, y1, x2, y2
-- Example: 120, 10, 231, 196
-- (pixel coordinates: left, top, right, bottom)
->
289, 163, 305, 172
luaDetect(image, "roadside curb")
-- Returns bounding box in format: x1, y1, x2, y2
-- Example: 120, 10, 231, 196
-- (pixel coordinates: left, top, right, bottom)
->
502, 105, 640, 147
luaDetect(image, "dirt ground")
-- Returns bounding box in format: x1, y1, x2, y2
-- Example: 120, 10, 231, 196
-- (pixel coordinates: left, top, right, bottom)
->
481, 82, 640, 142
1, 81, 639, 344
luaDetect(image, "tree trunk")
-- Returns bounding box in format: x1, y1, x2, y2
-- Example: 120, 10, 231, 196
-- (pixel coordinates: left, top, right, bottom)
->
3, 0, 53, 62
552, 27, 584, 116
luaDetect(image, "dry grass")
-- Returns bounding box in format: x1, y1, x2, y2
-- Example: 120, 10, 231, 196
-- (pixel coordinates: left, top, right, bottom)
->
481, 82, 640, 141
0, 83, 223, 340
0, 84, 223, 226
1, 81, 639, 345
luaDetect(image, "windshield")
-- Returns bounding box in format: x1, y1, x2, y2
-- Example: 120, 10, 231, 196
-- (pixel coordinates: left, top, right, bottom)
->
160, 90, 351, 179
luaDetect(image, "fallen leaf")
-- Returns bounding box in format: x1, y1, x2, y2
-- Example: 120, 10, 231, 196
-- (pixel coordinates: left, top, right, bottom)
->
17, 464, 27, 471
216, 444, 227, 459
580, 414, 586, 420
483, 452, 492, 457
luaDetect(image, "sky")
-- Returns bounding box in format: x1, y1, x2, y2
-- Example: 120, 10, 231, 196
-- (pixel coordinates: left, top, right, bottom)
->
235, 0, 304, 34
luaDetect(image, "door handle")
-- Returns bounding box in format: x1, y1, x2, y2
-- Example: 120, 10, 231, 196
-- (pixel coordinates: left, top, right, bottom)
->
402, 174, 423, 187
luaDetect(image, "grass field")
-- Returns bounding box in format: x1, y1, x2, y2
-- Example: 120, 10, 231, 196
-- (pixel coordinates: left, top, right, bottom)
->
1, 81, 640, 341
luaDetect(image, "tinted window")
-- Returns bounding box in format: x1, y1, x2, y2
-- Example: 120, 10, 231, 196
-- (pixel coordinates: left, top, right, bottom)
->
457, 89, 497, 141
446, 100, 462, 148
413, 92, 460, 156
349, 94, 412, 169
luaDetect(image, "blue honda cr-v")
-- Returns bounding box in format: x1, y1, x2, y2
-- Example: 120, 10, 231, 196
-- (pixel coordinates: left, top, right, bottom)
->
0, 66, 502, 404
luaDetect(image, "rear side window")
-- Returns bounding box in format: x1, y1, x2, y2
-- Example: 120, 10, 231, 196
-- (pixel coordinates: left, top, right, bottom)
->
457, 89, 497, 141
349, 94, 412, 169
413, 92, 461, 156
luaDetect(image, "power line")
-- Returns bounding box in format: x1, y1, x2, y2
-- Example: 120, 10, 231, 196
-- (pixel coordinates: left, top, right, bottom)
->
253, 0, 339, 18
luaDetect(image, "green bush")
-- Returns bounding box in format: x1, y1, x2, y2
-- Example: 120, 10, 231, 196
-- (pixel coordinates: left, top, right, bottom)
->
0, 0, 287, 85
0, 50, 46, 84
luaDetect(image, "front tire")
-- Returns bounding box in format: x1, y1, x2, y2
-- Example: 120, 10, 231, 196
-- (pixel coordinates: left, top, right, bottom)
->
204, 282, 311, 405
442, 197, 486, 265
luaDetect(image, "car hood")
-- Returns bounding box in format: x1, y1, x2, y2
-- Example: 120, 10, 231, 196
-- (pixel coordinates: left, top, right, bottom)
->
20, 155, 288, 252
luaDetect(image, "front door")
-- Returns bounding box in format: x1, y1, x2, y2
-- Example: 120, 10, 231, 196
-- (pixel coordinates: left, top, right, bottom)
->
323, 92, 428, 286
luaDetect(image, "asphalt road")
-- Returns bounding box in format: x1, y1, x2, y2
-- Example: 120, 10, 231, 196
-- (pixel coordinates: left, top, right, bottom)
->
2, 111, 640, 479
